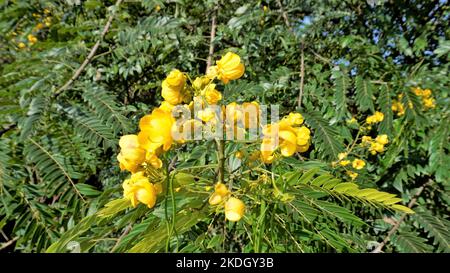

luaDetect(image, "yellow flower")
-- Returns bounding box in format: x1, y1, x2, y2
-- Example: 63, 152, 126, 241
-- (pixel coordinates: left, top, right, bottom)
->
123, 172, 157, 208
117, 135, 146, 173
369, 142, 385, 155
338, 152, 347, 160
225, 197, 245, 222
347, 171, 358, 180
249, 150, 260, 161
352, 159, 366, 170
423, 98, 435, 109
413, 87, 423, 96
139, 108, 175, 151
421, 89, 432, 98
286, 112, 304, 126
208, 182, 229, 205
263, 5, 268, 12
339, 160, 350, 166
366, 111, 384, 124
155, 5, 161, 11
18, 42, 26, 49
260, 138, 276, 164
161, 69, 186, 105
235, 151, 243, 159
296, 142, 310, 153
197, 108, 216, 122
375, 134, 389, 145
214, 52, 245, 84
44, 8, 51, 14
27, 34, 37, 44
159, 101, 175, 113
361, 136, 372, 144
35, 23, 45, 30
279, 129, 297, 157
294, 126, 310, 146
203, 84, 222, 105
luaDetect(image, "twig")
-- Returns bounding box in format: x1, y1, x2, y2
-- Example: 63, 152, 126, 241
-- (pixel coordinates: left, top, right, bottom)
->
276, 0, 291, 31
0, 237, 18, 251
206, 5, 218, 72
372, 180, 432, 253
276, 0, 305, 109
297, 45, 305, 108
110, 223, 132, 253
54, 0, 123, 97
0, 123, 17, 137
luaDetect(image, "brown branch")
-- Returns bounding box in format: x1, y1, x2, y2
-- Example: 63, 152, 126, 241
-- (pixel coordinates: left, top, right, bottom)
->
372, 180, 433, 253
54, 0, 123, 97
0, 237, 18, 251
110, 223, 132, 253
206, 5, 218, 72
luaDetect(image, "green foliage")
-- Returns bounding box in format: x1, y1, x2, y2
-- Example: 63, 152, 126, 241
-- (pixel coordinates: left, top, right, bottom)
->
1, 0, 449, 253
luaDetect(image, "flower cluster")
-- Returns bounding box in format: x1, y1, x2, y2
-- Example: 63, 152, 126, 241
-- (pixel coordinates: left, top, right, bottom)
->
392, 87, 436, 116
15, 9, 52, 49
412, 87, 436, 109
117, 52, 247, 210
208, 182, 245, 222
365, 111, 384, 125
361, 134, 389, 155
260, 112, 311, 164
334, 153, 366, 180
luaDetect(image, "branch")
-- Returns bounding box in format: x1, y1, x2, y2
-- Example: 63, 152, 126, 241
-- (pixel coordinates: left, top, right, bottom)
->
372, 180, 433, 253
297, 45, 305, 108
0, 237, 18, 251
276, 0, 305, 109
276, 0, 291, 31
206, 5, 218, 72
0, 123, 17, 137
54, 0, 123, 97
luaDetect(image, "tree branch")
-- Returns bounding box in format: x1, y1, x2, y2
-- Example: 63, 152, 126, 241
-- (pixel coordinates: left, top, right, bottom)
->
297, 45, 305, 108
54, 0, 123, 97
206, 5, 218, 72
372, 180, 433, 253
0, 123, 17, 137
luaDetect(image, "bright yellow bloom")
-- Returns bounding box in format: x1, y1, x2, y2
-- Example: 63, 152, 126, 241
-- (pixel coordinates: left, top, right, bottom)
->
155, 5, 161, 11
413, 87, 423, 96
214, 52, 245, 84
339, 160, 350, 166
392, 100, 405, 116
421, 89, 432, 98
361, 136, 372, 144
27, 34, 37, 44
123, 172, 157, 208
18, 42, 26, 49
279, 129, 297, 157
347, 171, 358, 180
139, 108, 175, 151
423, 98, 435, 109
203, 84, 222, 105
296, 142, 310, 153
286, 112, 304, 126
159, 101, 175, 113
347, 117, 357, 124
294, 126, 310, 146
260, 138, 276, 164
235, 151, 243, 159
208, 182, 229, 205
375, 134, 389, 145
198, 108, 216, 122
225, 197, 245, 222
366, 111, 384, 124
117, 135, 146, 173
36, 23, 45, 30
161, 69, 186, 105
352, 159, 366, 170
369, 142, 385, 155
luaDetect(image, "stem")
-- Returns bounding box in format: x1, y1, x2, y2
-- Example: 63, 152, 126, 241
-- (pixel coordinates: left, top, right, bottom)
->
371, 179, 432, 253
216, 139, 225, 183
